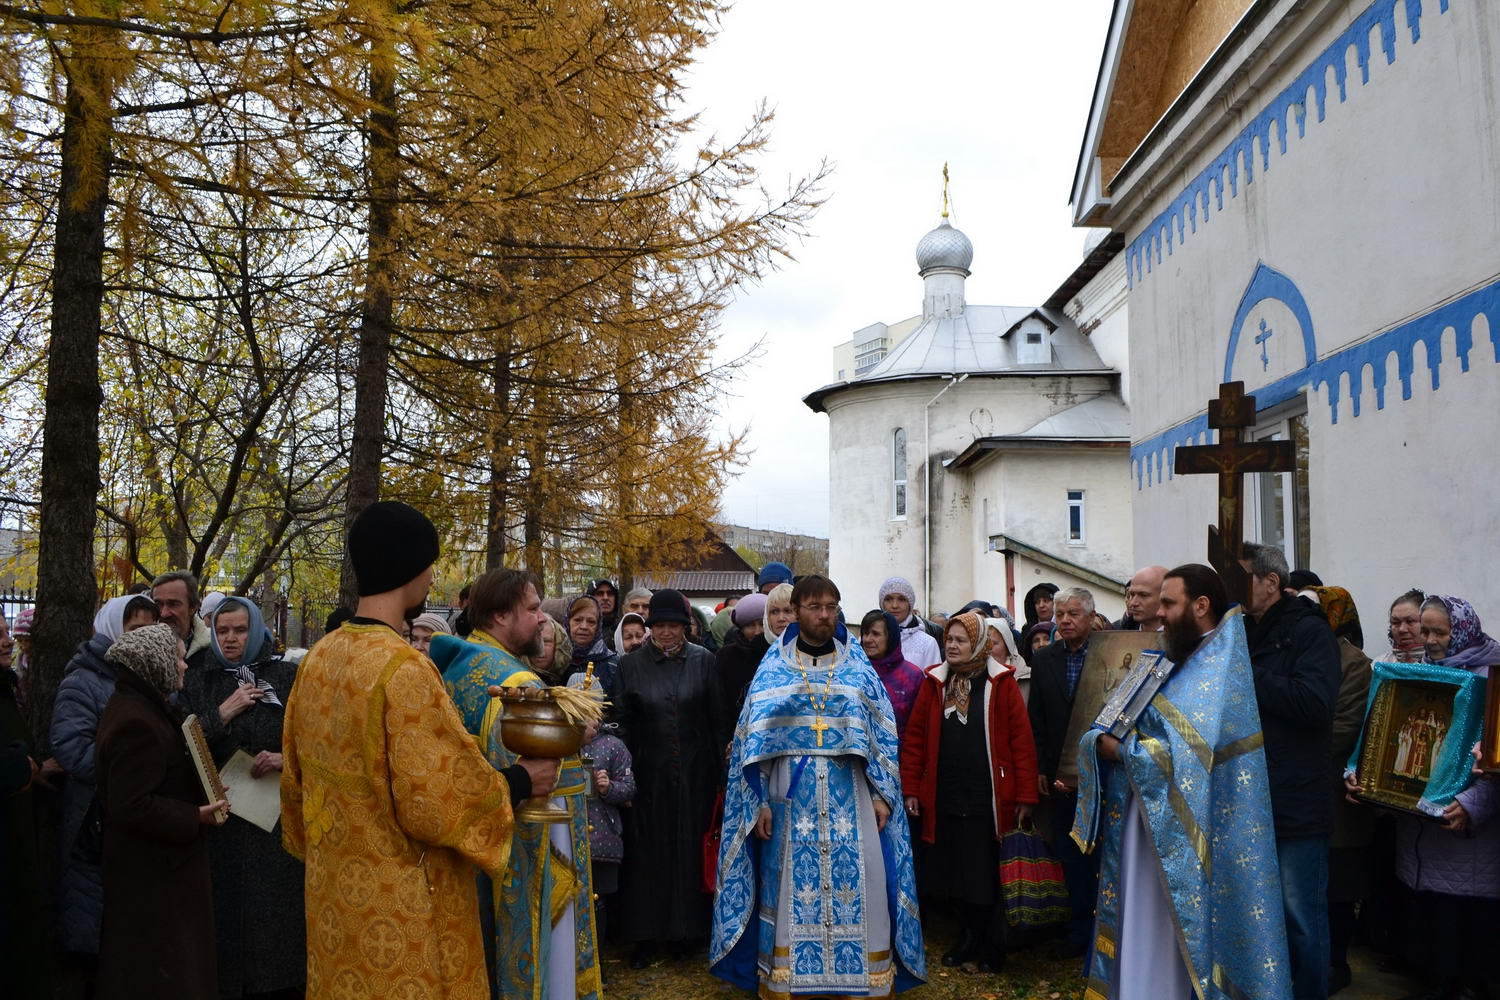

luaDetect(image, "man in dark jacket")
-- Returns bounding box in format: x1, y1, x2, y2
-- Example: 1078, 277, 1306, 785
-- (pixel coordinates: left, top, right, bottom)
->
1027, 586, 1101, 955
1241, 543, 1340, 1000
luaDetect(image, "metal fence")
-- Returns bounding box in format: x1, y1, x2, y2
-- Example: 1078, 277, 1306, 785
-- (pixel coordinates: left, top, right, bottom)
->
0, 587, 34, 624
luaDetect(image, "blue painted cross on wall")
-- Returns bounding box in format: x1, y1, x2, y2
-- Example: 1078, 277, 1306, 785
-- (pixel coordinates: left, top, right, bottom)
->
1255, 320, 1273, 371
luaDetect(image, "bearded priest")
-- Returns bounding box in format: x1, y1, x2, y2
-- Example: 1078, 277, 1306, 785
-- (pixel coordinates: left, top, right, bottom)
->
1071, 563, 1291, 1000
711, 575, 925, 999
431, 568, 603, 1000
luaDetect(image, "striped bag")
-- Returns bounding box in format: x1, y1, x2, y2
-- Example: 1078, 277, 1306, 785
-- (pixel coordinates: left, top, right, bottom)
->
997, 825, 1070, 929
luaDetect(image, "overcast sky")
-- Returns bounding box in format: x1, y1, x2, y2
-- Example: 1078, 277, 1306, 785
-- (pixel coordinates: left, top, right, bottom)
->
688, 0, 1115, 537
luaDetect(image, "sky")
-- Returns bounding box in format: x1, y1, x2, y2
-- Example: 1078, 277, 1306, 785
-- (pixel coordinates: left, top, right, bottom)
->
687, 0, 1116, 538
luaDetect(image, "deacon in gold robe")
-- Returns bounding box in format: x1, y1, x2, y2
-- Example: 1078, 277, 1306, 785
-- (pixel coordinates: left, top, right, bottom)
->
281, 502, 559, 999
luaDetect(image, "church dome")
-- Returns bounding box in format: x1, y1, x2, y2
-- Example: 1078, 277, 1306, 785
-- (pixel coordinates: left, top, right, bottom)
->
915, 218, 973, 274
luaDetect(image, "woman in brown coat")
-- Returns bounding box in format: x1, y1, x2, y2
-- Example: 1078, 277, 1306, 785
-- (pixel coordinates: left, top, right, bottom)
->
96, 624, 228, 1000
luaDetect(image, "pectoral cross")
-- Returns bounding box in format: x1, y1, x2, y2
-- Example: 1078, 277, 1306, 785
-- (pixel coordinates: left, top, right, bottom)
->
1173, 382, 1296, 604
810, 717, 829, 748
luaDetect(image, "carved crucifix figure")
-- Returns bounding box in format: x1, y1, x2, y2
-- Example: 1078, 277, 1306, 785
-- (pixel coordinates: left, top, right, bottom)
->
1173, 382, 1296, 603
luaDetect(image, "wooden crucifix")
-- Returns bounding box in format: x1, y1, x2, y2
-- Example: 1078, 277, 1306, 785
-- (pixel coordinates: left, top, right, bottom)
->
1173, 382, 1296, 604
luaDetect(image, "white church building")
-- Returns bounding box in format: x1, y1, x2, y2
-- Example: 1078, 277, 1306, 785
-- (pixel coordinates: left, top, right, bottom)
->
1071, 0, 1500, 627
805, 217, 1134, 620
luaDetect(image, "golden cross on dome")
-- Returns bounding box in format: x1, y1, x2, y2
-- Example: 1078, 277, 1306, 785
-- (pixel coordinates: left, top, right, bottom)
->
941, 162, 951, 219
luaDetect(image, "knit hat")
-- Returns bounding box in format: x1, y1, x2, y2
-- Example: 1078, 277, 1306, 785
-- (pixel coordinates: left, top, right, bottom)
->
348, 501, 440, 597
200, 592, 227, 620
13, 607, 34, 637
758, 562, 794, 590
105, 623, 181, 698
733, 593, 768, 628
645, 588, 692, 627
878, 576, 917, 605
410, 612, 450, 635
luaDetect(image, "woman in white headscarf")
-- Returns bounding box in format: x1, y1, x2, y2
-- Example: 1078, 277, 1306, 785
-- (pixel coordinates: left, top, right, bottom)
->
762, 583, 796, 642
49, 593, 162, 958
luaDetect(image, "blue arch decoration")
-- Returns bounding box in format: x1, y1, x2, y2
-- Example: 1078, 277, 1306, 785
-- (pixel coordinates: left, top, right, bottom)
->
1225, 263, 1318, 383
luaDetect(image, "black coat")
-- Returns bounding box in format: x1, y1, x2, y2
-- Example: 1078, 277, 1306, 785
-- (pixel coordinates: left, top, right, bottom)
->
179, 656, 306, 997
614, 639, 729, 942
1027, 640, 1078, 783
1246, 595, 1341, 838
716, 631, 770, 724
1, 668, 50, 1000
96, 667, 216, 1000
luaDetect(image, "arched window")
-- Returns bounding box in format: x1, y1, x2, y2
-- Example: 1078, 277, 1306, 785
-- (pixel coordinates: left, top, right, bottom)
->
892, 428, 908, 519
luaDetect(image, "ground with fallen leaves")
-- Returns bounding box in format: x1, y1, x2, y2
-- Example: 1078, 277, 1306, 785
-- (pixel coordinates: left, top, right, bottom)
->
600, 913, 1087, 1000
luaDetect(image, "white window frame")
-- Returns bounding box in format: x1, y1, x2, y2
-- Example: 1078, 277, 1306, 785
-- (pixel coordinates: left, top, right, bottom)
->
1247, 396, 1310, 570
892, 428, 908, 521
1067, 489, 1086, 545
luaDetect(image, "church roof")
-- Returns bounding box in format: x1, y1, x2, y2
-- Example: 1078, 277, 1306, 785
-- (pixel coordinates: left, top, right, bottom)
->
947, 392, 1130, 469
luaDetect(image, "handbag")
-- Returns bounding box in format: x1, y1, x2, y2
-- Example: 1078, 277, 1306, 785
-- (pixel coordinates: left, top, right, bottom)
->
702, 786, 725, 894
997, 822, 1070, 929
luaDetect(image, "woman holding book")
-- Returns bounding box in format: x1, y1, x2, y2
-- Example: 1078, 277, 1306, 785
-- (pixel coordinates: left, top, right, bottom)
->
179, 596, 305, 999
96, 624, 226, 1000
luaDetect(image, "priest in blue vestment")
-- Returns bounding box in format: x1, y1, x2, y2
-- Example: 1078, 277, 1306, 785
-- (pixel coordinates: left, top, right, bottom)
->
711, 575, 925, 999
1072, 564, 1291, 1000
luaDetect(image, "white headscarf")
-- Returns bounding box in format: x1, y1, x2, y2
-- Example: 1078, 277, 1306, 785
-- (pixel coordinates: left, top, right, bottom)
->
984, 617, 1025, 672
612, 612, 647, 653
93, 595, 152, 643
763, 583, 794, 640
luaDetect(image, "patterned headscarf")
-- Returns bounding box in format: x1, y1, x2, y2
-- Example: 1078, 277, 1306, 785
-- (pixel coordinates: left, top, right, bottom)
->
1306, 586, 1362, 646
1424, 596, 1500, 667
105, 623, 181, 698
942, 612, 992, 724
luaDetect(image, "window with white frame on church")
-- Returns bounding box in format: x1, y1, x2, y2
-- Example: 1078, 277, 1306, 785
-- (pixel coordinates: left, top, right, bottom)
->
1249, 404, 1311, 571
892, 428, 907, 519
1067, 489, 1085, 544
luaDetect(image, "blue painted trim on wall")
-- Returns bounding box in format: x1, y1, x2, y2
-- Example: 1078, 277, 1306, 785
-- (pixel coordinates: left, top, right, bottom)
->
1130, 275, 1500, 489
1225, 263, 1318, 383
1124, 0, 1452, 288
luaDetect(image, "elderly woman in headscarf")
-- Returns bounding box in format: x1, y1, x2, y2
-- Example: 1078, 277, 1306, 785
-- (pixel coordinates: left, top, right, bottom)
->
49, 594, 161, 961
899, 611, 1037, 974
858, 609, 925, 741
984, 616, 1032, 707
613, 611, 648, 656
530, 614, 572, 685
96, 624, 225, 999
1367, 595, 1500, 998
177, 596, 305, 999
1298, 585, 1374, 993
407, 611, 450, 656
564, 593, 619, 694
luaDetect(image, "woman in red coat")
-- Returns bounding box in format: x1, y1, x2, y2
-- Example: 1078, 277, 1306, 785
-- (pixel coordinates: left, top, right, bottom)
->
900, 610, 1038, 974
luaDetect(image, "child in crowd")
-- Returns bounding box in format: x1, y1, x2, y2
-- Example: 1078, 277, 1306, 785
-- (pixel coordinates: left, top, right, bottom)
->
582, 716, 635, 952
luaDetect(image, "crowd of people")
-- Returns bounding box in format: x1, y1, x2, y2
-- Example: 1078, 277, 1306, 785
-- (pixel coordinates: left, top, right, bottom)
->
1, 503, 1495, 1000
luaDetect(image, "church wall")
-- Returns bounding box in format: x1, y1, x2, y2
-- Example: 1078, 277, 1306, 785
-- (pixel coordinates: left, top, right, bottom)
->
1011, 553, 1127, 623
1116, 0, 1500, 624
1061, 253, 1131, 404
824, 375, 1117, 619
968, 449, 1133, 618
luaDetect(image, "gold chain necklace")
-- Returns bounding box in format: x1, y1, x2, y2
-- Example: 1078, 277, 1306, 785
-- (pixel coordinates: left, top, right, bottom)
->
794, 648, 836, 747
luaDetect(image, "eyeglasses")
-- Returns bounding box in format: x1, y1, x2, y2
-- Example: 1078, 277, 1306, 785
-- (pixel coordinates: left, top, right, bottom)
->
797, 603, 841, 615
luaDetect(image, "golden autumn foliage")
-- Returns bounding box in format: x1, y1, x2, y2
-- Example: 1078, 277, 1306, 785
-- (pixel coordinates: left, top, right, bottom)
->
0, 0, 821, 740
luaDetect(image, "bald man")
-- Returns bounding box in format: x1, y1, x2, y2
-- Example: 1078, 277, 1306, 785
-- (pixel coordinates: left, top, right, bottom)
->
1115, 565, 1168, 631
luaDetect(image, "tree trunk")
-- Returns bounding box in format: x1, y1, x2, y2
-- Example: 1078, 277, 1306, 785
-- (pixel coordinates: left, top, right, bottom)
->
29, 75, 111, 749
484, 338, 513, 570
522, 439, 544, 574
340, 50, 399, 607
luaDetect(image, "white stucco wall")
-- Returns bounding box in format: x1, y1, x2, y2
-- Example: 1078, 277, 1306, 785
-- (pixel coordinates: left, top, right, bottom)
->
823, 374, 1119, 617
1114, 0, 1500, 627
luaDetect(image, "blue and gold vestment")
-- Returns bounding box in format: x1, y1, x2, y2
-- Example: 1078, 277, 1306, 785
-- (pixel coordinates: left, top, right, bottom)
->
711, 623, 925, 997
1072, 611, 1292, 1000
434, 631, 601, 1000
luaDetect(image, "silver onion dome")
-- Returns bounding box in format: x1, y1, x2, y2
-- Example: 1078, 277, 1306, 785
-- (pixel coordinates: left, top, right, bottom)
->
914, 218, 974, 273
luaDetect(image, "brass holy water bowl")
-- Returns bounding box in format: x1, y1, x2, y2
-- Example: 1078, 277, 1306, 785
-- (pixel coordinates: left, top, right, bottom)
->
489, 685, 583, 824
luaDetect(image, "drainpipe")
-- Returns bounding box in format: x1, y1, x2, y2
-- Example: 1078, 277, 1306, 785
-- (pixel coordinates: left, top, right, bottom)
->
924, 373, 968, 616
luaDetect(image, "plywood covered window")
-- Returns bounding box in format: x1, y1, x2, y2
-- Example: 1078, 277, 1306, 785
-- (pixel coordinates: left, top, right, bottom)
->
893, 428, 908, 520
